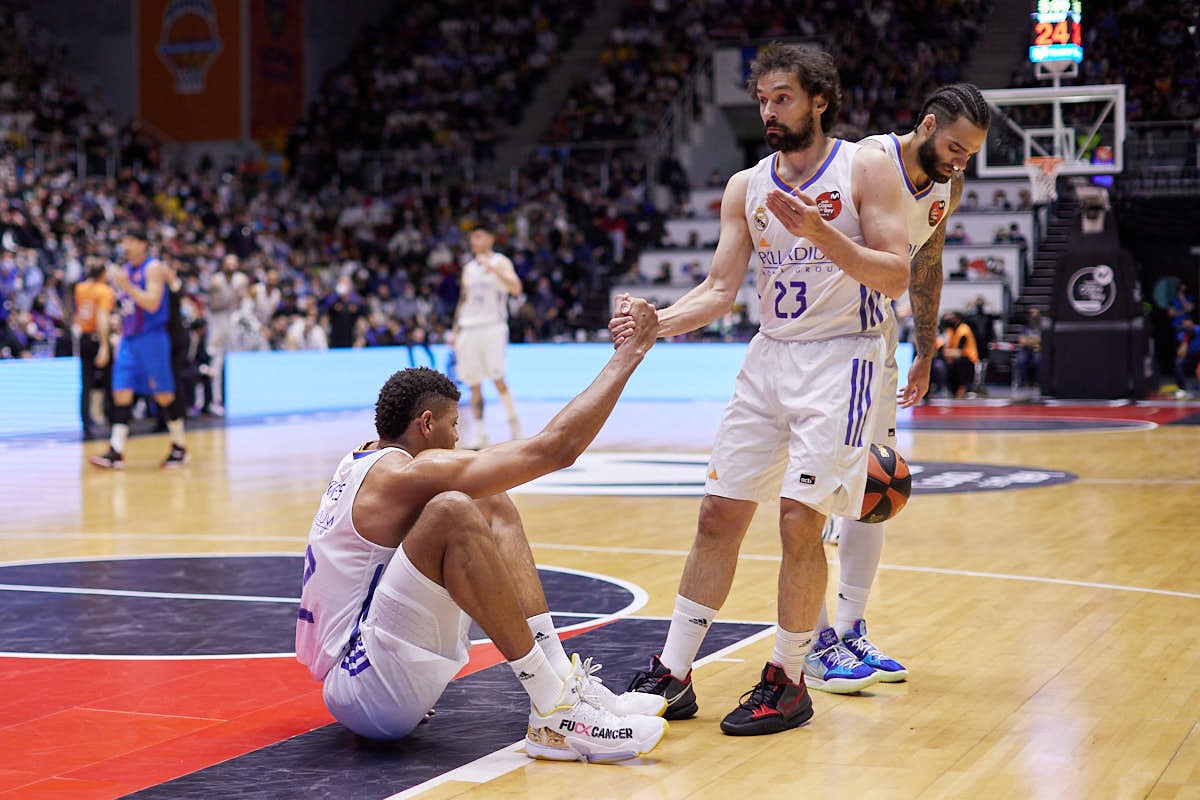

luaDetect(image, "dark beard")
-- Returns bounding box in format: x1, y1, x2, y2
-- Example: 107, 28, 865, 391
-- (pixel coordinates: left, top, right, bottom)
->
917, 136, 952, 184
764, 117, 815, 152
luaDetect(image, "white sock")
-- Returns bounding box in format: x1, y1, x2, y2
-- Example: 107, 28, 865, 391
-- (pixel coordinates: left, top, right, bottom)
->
498, 389, 518, 423
510, 645, 566, 716
111, 422, 129, 453
167, 418, 185, 448
527, 612, 572, 677
815, 602, 831, 635
833, 582, 871, 639
659, 594, 718, 677
834, 519, 885, 636
772, 627, 814, 683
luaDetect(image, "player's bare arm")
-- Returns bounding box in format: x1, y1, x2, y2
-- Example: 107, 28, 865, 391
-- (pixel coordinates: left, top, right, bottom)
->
488, 254, 523, 296
653, 169, 754, 338
356, 299, 659, 546
111, 260, 167, 314
766, 147, 909, 298
900, 172, 964, 407
95, 304, 111, 368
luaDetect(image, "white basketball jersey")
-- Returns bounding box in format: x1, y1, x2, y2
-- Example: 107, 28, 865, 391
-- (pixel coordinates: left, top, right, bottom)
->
457, 254, 513, 327
861, 133, 952, 258
295, 447, 403, 681
746, 139, 886, 340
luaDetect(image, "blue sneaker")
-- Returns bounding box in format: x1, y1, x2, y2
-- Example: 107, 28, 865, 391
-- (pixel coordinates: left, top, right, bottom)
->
842, 619, 908, 682
821, 516, 840, 545
802, 626, 878, 694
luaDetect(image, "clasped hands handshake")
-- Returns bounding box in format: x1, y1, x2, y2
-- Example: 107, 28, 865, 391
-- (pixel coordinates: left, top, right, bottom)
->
607, 294, 658, 354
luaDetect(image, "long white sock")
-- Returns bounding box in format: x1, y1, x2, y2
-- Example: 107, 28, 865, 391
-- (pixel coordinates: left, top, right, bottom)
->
527, 612, 572, 677
834, 519, 886, 637
166, 418, 185, 448
772, 627, 814, 683
111, 423, 129, 453
498, 390, 521, 437
659, 594, 718, 677
510, 645, 566, 715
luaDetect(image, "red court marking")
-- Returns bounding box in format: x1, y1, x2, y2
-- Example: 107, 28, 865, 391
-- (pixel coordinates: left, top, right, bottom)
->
912, 402, 1199, 424
0, 624, 610, 799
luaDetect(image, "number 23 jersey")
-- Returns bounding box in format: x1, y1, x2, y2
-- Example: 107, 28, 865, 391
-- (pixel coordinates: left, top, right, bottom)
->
745, 139, 887, 341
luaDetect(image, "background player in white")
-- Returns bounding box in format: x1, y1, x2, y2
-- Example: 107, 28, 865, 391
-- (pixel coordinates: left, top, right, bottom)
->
613, 43, 910, 735
811, 84, 991, 691
453, 224, 523, 449
295, 296, 668, 763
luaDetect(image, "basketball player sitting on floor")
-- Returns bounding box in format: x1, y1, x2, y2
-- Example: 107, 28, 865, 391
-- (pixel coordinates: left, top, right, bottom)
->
295, 297, 668, 763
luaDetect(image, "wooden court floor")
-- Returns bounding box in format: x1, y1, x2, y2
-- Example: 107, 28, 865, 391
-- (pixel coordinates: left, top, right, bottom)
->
1, 398, 1199, 799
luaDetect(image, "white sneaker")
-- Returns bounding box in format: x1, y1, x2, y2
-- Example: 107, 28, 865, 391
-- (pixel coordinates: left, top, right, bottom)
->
525, 655, 668, 763
574, 655, 668, 717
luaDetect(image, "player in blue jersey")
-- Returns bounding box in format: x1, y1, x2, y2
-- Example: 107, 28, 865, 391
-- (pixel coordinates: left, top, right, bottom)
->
614, 43, 910, 735
89, 225, 188, 469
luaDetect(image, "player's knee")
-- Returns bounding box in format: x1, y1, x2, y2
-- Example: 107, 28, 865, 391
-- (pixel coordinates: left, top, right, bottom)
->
110, 405, 132, 425
696, 495, 753, 546
423, 491, 483, 528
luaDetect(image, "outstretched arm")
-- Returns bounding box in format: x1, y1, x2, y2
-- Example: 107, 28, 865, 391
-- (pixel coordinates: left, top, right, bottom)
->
400, 298, 660, 500
611, 170, 753, 346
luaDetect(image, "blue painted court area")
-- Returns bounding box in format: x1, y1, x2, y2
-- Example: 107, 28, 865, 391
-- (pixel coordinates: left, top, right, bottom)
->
124, 618, 765, 800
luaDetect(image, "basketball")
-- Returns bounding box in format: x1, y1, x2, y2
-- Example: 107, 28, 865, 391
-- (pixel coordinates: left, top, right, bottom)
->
858, 443, 912, 524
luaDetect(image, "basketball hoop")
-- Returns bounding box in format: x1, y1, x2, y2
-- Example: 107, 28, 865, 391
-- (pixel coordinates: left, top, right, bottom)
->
1025, 156, 1064, 206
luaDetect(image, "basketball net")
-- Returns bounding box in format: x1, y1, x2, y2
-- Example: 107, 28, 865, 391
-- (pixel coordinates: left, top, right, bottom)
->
1025, 156, 1064, 205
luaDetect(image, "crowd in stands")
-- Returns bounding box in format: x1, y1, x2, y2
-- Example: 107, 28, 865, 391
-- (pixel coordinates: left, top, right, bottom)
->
0, 0, 1191, 389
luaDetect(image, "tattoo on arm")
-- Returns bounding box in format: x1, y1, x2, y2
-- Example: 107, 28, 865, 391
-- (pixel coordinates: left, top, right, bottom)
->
911, 174, 965, 359
910, 232, 944, 359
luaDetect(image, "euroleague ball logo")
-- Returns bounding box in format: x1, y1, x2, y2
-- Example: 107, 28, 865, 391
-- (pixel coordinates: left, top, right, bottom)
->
1067, 264, 1116, 316
928, 200, 946, 227
156, 0, 223, 95
815, 190, 842, 220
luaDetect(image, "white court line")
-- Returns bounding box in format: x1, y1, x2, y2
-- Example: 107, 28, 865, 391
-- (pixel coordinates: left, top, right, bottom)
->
531, 542, 1200, 601
0, 583, 298, 603
385, 617, 778, 800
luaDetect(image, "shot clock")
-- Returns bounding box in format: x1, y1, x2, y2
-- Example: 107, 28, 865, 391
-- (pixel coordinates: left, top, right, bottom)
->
1030, 0, 1083, 64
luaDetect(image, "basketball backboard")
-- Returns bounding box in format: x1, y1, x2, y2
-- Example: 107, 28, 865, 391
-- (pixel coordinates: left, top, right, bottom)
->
977, 83, 1126, 178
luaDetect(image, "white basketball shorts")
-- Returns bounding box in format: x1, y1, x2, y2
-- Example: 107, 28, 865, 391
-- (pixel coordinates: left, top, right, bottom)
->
455, 322, 508, 385
864, 312, 899, 449
321, 545, 471, 740
705, 331, 887, 517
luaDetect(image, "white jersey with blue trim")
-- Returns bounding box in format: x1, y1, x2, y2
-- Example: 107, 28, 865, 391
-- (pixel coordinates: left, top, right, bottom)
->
746, 139, 887, 340
295, 447, 401, 681
861, 133, 952, 258
457, 253, 513, 328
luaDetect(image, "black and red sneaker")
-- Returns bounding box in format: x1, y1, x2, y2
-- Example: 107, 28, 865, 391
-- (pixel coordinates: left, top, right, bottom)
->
626, 654, 699, 720
719, 662, 813, 736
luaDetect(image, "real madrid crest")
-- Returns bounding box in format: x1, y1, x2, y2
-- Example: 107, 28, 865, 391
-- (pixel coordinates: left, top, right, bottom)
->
753, 206, 769, 232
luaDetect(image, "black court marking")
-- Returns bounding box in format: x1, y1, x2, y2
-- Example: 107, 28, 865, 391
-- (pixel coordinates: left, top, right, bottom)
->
899, 417, 1150, 432
1167, 410, 1200, 426
125, 618, 767, 800
909, 462, 1076, 493
0, 557, 640, 657
522, 454, 1076, 496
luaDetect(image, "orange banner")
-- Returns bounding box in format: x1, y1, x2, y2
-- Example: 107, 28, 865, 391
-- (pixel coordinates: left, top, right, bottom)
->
249, 0, 305, 142
138, 0, 242, 141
